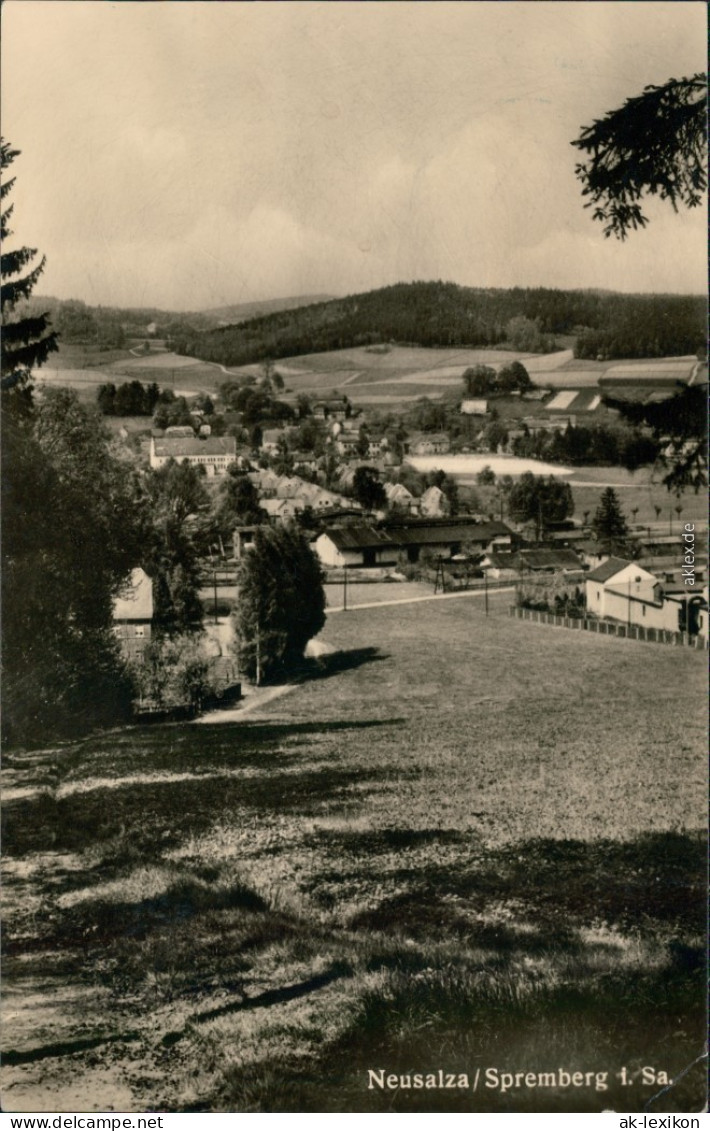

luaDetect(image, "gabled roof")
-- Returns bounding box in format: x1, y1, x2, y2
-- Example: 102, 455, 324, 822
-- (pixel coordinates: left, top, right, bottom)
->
485, 551, 518, 570
113, 568, 153, 621
585, 556, 633, 583
519, 548, 584, 570
385, 520, 512, 547
320, 526, 395, 551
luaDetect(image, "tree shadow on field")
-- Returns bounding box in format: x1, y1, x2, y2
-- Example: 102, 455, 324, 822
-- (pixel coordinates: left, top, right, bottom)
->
334, 828, 707, 938
298, 647, 391, 682
2, 733, 406, 858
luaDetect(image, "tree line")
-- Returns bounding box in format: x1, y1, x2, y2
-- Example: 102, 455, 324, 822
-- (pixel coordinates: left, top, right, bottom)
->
174, 280, 705, 368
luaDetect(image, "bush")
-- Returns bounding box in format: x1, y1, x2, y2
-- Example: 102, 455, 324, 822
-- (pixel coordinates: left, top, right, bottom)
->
131, 634, 214, 710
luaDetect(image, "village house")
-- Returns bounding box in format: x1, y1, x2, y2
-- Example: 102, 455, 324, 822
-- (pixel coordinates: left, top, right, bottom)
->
313, 395, 349, 421
150, 435, 237, 475
583, 557, 706, 635
291, 451, 320, 474
112, 568, 153, 661
335, 432, 362, 458
261, 497, 306, 523
407, 433, 451, 456
385, 482, 418, 514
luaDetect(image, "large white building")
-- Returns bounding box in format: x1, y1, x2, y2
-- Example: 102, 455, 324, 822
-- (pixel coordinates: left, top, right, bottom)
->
585, 557, 707, 636
150, 435, 237, 475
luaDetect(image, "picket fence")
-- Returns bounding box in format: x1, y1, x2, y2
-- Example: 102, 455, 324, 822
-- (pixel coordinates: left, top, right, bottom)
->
509, 606, 708, 649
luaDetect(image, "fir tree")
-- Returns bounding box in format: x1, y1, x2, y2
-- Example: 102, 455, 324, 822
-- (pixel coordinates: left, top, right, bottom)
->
592, 488, 629, 550
573, 74, 707, 239
1, 140, 58, 396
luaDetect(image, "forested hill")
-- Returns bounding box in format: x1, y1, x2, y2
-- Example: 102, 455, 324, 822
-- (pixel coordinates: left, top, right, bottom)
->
174, 281, 706, 367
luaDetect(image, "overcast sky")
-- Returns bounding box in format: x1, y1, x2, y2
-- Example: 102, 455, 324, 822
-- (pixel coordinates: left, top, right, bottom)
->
2, 1, 707, 311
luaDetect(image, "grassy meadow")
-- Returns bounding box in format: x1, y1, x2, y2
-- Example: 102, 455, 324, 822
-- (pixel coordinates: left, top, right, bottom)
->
2, 597, 707, 1113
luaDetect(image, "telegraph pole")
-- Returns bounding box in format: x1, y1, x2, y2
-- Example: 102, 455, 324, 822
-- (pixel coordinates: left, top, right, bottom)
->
484, 568, 489, 616
343, 563, 348, 611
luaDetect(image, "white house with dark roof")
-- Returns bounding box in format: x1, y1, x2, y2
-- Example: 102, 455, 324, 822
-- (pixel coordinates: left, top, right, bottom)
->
583, 557, 703, 633
585, 558, 659, 617
150, 435, 237, 475
315, 527, 399, 568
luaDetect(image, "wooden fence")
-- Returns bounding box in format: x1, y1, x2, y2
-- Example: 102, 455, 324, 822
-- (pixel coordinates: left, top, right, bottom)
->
509, 606, 709, 649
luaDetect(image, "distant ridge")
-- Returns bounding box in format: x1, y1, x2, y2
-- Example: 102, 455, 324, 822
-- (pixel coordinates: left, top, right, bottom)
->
202, 294, 337, 324
174, 280, 706, 369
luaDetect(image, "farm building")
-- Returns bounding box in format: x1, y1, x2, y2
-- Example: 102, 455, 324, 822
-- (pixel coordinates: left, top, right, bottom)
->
316, 518, 516, 569
518, 548, 585, 574
483, 548, 584, 579
112, 568, 153, 661
315, 527, 400, 569
150, 435, 237, 475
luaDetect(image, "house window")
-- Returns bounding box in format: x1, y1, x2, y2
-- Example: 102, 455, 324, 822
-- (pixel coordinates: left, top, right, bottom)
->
641, 607, 645, 617
135, 626, 145, 637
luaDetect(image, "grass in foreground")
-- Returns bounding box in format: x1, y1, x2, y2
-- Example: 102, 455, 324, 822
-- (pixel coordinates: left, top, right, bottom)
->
1, 603, 706, 1112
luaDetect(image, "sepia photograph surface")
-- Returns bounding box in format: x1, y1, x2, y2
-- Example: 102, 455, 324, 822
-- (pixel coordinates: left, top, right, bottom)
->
1, 0, 707, 1115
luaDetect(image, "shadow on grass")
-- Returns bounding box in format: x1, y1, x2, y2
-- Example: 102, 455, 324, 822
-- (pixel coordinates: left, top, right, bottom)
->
2, 731, 405, 858
297, 647, 391, 682
162, 960, 353, 1047
316, 828, 707, 935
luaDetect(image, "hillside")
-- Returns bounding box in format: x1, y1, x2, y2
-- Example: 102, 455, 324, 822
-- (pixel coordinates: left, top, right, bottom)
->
203, 294, 337, 324
174, 281, 706, 369
2, 598, 706, 1112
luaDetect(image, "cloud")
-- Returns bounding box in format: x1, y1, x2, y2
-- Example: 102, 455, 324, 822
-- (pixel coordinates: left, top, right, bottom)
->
3, 0, 706, 308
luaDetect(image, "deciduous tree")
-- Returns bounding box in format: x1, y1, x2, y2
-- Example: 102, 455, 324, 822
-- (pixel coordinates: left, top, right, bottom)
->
352, 465, 387, 511
507, 473, 574, 540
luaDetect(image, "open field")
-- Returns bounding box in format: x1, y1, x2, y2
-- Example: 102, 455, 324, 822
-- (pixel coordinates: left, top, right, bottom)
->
2, 600, 706, 1113
32, 343, 698, 415
225, 345, 698, 406
232, 346, 582, 402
